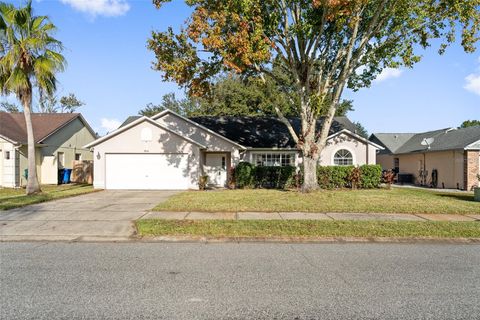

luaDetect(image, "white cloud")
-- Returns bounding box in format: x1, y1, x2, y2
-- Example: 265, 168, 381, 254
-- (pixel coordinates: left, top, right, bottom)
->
100, 118, 121, 133
464, 74, 480, 96
374, 68, 403, 83
60, 0, 130, 17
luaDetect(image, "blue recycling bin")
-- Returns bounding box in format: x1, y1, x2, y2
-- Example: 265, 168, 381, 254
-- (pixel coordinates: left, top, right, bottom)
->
62, 169, 72, 184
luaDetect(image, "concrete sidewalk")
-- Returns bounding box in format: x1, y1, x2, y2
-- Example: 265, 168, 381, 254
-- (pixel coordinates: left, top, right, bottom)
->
142, 211, 480, 222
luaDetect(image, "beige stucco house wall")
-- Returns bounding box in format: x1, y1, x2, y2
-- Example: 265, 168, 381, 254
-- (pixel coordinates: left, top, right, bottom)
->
376, 154, 395, 171
395, 150, 466, 189
320, 132, 377, 166
91, 119, 202, 189
155, 112, 243, 165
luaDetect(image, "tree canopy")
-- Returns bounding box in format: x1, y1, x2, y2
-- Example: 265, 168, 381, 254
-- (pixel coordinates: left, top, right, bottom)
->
149, 0, 480, 191
0, 100, 19, 112
460, 120, 480, 128
37, 92, 84, 113
140, 72, 354, 117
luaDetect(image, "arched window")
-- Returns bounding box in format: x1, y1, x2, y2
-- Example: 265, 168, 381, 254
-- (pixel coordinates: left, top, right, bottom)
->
334, 149, 353, 166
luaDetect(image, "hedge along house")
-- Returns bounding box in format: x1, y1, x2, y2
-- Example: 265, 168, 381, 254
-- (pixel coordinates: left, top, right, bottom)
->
370, 126, 480, 190
85, 109, 382, 190
0, 112, 97, 188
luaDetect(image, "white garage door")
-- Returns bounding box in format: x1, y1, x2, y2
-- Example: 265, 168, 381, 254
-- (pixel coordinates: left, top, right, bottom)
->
105, 153, 190, 190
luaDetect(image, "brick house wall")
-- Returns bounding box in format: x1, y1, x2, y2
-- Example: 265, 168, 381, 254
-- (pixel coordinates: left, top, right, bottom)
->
464, 150, 480, 191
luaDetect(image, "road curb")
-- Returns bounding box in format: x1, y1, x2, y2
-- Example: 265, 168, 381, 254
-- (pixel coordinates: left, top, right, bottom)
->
1, 235, 480, 244
137, 235, 480, 244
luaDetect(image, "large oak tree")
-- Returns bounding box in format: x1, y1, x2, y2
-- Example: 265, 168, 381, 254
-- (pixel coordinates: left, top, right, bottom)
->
149, 0, 480, 191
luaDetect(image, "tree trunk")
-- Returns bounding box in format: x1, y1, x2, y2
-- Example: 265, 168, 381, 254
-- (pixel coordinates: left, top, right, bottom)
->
302, 154, 319, 192
22, 95, 41, 195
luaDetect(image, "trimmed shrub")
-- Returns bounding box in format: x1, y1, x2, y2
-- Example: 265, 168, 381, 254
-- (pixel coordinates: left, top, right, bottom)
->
317, 166, 354, 189
360, 164, 382, 189
316, 164, 382, 189
234, 162, 255, 188
254, 166, 297, 189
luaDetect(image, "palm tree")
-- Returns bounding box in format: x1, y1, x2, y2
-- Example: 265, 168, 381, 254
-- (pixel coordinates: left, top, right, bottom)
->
0, 1, 65, 194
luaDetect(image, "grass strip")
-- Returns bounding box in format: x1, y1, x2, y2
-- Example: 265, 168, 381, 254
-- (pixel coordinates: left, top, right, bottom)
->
0, 184, 97, 210
153, 188, 480, 214
136, 219, 480, 239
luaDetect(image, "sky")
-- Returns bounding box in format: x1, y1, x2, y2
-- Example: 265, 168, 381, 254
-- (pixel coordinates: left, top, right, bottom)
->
2, 0, 480, 136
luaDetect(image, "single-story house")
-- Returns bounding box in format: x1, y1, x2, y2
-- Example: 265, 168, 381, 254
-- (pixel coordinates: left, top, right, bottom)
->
85, 109, 382, 190
0, 112, 97, 187
370, 126, 480, 190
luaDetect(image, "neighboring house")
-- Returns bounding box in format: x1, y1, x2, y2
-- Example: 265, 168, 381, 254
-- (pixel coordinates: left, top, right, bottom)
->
370, 126, 480, 190
0, 112, 97, 187
85, 109, 382, 190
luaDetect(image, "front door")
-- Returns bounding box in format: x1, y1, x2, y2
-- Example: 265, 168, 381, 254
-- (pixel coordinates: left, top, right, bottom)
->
205, 153, 227, 187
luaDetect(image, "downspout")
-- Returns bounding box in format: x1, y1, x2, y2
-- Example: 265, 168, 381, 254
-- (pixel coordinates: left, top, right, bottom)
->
423, 152, 426, 186
366, 143, 369, 164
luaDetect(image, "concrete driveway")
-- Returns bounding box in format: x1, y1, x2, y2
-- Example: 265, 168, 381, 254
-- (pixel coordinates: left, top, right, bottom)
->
0, 190, 177, 241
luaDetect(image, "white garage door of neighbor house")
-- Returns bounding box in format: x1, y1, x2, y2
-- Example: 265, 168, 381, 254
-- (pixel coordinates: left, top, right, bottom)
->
105, 153, 190, 190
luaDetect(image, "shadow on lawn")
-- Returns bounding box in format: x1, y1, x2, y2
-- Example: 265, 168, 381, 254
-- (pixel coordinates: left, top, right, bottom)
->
436, 193, 477, 202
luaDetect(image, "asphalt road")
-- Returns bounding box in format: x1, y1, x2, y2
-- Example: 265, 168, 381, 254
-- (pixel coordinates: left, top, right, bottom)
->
1, 242, 479, 320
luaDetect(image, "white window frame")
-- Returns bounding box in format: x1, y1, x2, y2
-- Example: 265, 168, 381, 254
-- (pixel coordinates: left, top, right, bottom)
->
333, 149, 354, 166
57, 152, 65, 168
251, 151, 296, 167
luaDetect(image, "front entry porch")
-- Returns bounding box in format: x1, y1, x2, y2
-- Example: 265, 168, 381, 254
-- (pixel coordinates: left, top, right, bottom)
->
203, 152, 230, 188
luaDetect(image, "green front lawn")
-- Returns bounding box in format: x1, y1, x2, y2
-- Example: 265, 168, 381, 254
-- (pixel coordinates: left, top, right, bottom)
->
136, 220, 480, 239
0, 184, 97, 210
154, 187, 480, 214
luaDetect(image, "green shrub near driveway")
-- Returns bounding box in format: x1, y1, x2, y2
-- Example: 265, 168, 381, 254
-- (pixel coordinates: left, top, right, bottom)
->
233, 162, 255, 188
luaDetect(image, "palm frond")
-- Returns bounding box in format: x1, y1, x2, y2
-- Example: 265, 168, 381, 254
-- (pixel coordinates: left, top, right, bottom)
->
4, 66, 31, 93
0, 0, 64, 101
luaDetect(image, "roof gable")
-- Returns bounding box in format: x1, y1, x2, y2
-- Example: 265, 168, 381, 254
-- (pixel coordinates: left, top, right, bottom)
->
328, 130, 384, 150
0, 112, 85, 144
153, 109, 247, 149
84, 116, 206, 149
372, 126, 480, 154
369, 133, 416, 154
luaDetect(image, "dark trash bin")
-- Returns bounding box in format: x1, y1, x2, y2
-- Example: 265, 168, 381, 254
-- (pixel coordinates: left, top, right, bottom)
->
63, 169, 72, 184
397, 173, 413, 184
58, 169, 65, 184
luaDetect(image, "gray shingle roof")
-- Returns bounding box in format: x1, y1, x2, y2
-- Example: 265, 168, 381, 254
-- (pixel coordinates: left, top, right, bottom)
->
371, 126, 480, 154
369, 133, 416, 154
120, 116, 141, 128
119, 114, 357, 148
189, 116, 356, 148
